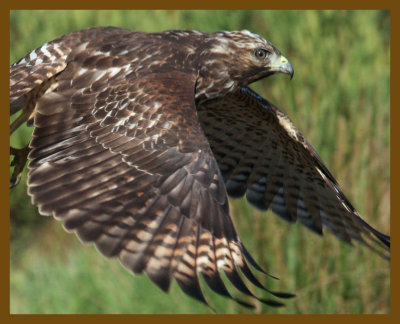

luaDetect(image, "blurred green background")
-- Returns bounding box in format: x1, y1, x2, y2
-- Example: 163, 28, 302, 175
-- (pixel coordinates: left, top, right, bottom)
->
9, 10, 390, 314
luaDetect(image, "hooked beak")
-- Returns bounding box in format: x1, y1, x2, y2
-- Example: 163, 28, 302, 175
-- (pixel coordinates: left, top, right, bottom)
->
269, 54, 294, 79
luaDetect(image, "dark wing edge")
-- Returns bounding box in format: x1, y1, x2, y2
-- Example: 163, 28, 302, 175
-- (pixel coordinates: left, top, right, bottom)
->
24, 68, 293, 309
198, 86, 390, 260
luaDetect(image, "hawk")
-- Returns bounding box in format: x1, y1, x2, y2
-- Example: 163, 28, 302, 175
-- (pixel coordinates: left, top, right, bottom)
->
10, 27, 390, 309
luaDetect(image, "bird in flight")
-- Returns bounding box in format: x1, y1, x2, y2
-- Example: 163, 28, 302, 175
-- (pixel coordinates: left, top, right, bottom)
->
10, 27, 390, 310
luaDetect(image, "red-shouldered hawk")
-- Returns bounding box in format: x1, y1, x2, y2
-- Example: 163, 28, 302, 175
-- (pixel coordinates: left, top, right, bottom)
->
10, 27, 390, 309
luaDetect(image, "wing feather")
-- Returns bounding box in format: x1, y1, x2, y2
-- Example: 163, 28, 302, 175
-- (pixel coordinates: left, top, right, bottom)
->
26, 67, 287, 308
198, 86, 390, 259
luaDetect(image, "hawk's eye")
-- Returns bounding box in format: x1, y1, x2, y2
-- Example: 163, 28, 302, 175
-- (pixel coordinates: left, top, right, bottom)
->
254, 48, 270, 60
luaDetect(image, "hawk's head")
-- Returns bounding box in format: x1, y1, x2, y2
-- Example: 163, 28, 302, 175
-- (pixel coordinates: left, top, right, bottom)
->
195, 30, 293, 101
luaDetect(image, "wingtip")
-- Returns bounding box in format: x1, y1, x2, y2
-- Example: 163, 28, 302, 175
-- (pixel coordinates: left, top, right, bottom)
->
356, 214, 390, 253
240, 243, 280, 279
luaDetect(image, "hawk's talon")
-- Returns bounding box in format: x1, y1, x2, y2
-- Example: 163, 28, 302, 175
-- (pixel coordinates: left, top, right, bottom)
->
10, 174, 22, 189
10, 146, 30, 189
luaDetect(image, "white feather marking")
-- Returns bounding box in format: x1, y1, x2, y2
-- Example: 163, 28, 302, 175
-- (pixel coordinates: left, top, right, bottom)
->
17, 58, 27, 65
147, 120, 157, 128
74, 42, 88, 53
224, 80, 235, 89
241, 29, 260, 38
161, 121, 172, 129
205, 82, 215, 89
127, 121, 138, 129
209, 44, 228, 54
196, 89, 206, 96
217, 259, 226, 269
231, 251, 243, 266
99, 49, 111, 56
29, 51, 38, 61
105, 110, 114, 118
119, 102, 129, 110
196, 255, 210, 271
114, 118, 126, 127
94, 71, 107, 81
77, 68, 88, 76
40, 43, 52, 59
142, 54, 153, 61
108, 67, 123, 78
51, 43, 66, 58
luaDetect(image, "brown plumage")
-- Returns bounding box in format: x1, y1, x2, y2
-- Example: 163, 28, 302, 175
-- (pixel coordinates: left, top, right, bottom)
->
10, 26, 390, 309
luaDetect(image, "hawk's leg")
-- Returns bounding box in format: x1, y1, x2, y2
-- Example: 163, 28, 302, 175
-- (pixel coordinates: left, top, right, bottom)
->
10, 95, 35, 188
10, 97, 34, 135
10, 146, 30, 189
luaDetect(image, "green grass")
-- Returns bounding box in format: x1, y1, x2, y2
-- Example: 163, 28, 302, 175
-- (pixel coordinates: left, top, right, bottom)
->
10, 10, 390, 314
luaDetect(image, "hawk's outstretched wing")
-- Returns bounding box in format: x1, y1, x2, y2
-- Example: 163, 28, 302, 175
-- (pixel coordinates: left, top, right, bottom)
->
25, 66, 291, 307
198, 87, 389, 258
